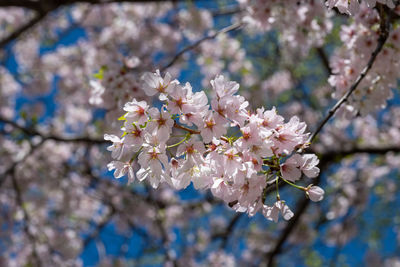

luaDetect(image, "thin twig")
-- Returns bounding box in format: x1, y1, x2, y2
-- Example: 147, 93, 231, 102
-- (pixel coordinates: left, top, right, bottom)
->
0, 0, 42, 11
308, 16, 390, 144
0, 0, 184, 10
318, 146, 400, 162
211, 213, 242, 249
161, 22, 244, 71
316, 47, 332, 75
173, 121, 200, 134
0, 116, 105, 144
11, 170, 42, 267
212, 6, 243, 17
146, 186, 179, 267
82, 207, 116, 249
266, 197, 312, 267
0, 11, 47, 49
0, 139, 44, 186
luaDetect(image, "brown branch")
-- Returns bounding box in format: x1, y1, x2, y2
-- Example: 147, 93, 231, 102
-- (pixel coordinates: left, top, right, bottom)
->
0, 116, 106, 144
61, 0, 183, 5
0, 139, 45, 186
173, 121, 200, 134
0, 11, 47, 49
82, 206, 116, 249
11, 170, 42, 267
0, 0, 183, 10
316, 47, 332, 75
319, 146, 400, 162
0, 0, 42, 11
211, 6, 243, 17
78, 156, 151, 255
264, 144, 400, 265
211, 213, 242, 249
145, 186, 178, 267
308, 14, 390, 144
161, 22, 244, 71
266, 197, 311, 267
0, 0, 211, 48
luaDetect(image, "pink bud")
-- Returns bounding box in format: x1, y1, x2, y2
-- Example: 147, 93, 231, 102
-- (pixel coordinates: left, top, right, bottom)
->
306, 186, 325, 202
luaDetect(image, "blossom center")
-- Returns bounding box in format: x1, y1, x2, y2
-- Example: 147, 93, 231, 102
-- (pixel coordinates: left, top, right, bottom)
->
205, 120, 215, 129
158, 117, 166, 126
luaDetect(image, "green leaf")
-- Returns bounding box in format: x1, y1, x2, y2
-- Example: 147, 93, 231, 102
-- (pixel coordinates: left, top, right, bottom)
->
118, 113, 127, 121
93, 65, 107, 79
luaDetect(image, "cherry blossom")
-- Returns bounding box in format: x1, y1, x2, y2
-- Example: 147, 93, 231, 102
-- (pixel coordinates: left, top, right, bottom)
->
105, 71, 321, 222
306, 186, 325, 202
1, 1, 399, 265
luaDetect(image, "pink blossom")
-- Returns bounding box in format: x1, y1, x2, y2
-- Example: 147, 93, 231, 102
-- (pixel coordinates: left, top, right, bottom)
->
280, 154, 302, 182
141, 70, 178, 100
300, 154, 320, 178
306, 186, 325, 202
123, 123, 145, 152
107, 160, 134, 182
104, 134, 124, 159
210, 74, 239, 99
262, 201, 294, 222
147, 107, 174, 143
123, 98, 149, 125
200, 111, 227, 143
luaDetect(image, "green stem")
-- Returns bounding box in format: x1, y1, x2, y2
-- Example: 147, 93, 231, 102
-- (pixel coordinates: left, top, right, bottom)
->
276, 176, 280, 200
129, 146, 143, 163
167, 135, 190, 149
280, 177, 306, 191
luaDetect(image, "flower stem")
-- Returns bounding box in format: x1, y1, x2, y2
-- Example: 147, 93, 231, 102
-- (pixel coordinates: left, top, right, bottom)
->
280, 177, 306, 191
167, 134, 190, 149
276, 176, 280, 200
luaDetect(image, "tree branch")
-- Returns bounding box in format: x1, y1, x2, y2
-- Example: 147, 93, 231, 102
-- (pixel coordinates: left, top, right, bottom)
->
266, 197, 312, 267
11, 170, 42, 267
62, 0, 183, 5
211, 213, 242, 249
319, 146, 400, 162
0, 0, 202, 48
0, 0, 42, 11
0, 139, 45, 186
0, 116, 106, 144
0, 0, 183, 10
161, 22, 244, 71
0, 11, 47, 49
146, 186, 178, 267
82, 206, 116, 249
211, 6, 243, 17
316, 47, 332, 75
308, 14, 390, 144
264, 143, 400, 265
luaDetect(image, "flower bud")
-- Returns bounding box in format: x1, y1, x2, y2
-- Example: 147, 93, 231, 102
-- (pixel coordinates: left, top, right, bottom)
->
306, 186, 324, 202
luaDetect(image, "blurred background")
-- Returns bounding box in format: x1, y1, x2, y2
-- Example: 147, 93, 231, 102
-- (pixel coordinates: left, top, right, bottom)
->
0, 0, 400, 266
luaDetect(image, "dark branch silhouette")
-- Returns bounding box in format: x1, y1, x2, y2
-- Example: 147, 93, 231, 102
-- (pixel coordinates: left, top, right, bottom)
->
0, 116, 106, 144
0, 12, 47, 49
308, 11, 390, 144
161, 22, 244, 71
316, 47, 332, 75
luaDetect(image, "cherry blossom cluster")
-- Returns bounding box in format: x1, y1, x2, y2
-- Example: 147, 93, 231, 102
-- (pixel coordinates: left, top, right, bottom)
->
89, 58, 149, 111
105, 70, 324, 222
0, 8, 34, 41
30, 3, 182, 132
2, 1, 400, 265
329, 4, 400, 116
0, 66, 19, 117
326, 0, 395, 15
239, 0, 333, 55
178, 7, 213, 41
197, 33, 258, 88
